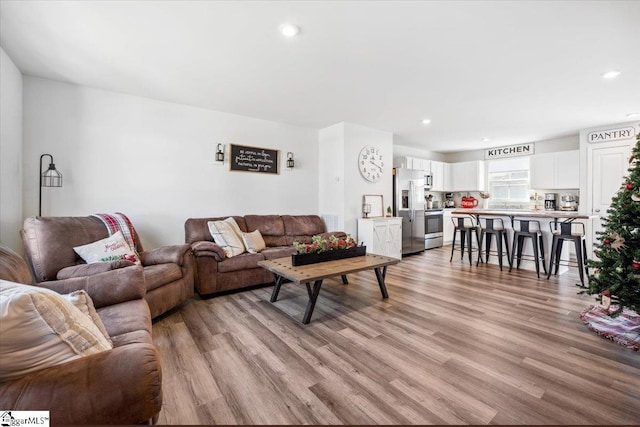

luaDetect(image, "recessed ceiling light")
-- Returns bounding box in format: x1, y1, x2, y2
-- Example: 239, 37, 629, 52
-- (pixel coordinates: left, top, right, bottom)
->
601, 70, 621, 79
482, 138, 490, 142
279, 24, 299, 37
421, 119, 431, 125
626, 112, 640, 118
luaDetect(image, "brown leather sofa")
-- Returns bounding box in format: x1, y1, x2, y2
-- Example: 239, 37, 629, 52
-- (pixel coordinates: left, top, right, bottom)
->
185, 214, 346, 295
22, 216, 195, 319
0, 243, 163, 425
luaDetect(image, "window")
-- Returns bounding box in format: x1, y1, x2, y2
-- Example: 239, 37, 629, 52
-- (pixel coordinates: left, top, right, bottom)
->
487, 157, 530, 207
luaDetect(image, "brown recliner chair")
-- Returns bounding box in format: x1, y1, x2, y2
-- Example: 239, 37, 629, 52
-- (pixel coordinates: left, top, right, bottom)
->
0, 243, 163, 425
21, 216, 195, 319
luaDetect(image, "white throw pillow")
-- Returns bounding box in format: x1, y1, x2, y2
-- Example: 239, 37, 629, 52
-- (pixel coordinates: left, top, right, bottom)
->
207, 217, 246, 258
0, 280, 113, 382
73, 231, 140, 264
62, 290, 112, 345
242, 230, 266, 254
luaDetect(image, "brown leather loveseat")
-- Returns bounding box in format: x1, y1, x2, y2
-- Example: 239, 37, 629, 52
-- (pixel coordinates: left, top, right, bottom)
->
0, 243, 163, 425
185, 215, 346, 296
21, 215, 195, 319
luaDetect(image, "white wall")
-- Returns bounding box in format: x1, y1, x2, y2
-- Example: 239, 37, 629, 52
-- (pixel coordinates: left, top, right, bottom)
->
444, 135, 579, 162
22, 77, 320, 248
0, 48, 24, 253
318, 123, 346, 231
319, 122, 393, 237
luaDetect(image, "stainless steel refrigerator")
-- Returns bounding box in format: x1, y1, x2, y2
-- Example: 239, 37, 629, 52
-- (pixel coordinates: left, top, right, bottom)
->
393, 168, 425, 255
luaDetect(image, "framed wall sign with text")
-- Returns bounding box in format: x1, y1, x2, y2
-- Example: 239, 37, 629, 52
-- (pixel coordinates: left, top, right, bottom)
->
230, 144, 279, 174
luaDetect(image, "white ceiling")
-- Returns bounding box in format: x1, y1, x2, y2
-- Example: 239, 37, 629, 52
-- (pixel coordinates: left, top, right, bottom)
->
1, 1, 639, 153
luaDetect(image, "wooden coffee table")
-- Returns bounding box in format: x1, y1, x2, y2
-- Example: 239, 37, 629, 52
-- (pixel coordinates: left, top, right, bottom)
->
257, 254, 400, 324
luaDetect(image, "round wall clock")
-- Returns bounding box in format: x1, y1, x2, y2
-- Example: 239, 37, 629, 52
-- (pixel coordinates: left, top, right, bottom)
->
358, 146, 384, 183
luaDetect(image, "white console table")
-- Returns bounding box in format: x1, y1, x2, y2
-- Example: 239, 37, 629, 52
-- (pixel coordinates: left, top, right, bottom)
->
357, 217, 402, 260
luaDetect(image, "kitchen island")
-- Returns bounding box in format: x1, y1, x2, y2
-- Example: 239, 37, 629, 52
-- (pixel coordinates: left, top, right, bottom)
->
450, 209, 597, 275
451, 208, 596, 222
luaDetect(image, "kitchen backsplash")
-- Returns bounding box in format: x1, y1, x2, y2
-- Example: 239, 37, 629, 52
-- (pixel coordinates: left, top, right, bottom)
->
424, 189, 580, 210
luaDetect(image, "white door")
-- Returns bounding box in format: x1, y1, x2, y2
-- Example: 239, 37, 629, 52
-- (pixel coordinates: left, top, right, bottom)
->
589, 143, 632, 256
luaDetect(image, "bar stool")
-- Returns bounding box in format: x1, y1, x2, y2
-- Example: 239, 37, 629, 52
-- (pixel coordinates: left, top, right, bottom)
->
509, 219, 547, 278
450, 215, 480, 265
476, 217, 511, 271
547, 221, 589, 285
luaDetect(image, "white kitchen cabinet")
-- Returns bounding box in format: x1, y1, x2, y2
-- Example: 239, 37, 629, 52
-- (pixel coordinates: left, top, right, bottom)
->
445, 160, 485, 192
430, 160, 445, 191
403, 156, 432, 173
443, 210, 454, 245
415, 157, 431, 172
443, 163, 452, 192
530, 150, 579, 190
357, 217, 402, 260
530, 153, 555, 189
555, 150, 580, 189
404, 156, 414, 169
421, 158, 432, 173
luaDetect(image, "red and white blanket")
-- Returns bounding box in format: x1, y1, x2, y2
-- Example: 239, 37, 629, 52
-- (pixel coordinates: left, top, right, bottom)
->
91, 212, 138, 252
580, 305, 640, 351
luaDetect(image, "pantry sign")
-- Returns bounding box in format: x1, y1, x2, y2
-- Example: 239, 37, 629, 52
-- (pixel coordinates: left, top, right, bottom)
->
485, 143, 534, 160
587, 126, 635, 143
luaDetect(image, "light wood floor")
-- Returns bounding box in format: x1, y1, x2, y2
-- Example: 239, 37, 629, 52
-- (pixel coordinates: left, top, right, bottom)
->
153, 247, 640, 425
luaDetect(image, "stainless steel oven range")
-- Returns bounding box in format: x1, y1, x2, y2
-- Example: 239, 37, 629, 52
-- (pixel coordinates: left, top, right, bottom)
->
424, 209, 444, 249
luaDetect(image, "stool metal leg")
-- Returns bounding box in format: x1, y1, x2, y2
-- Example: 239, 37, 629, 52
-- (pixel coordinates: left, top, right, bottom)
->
450, 229, 457, 262
554, 240, 564, 275
476, 230, 484, 266
509, 233, 517, 272
582, 238, 589, 279
503, 232, 512, 268
496, 232, 503, 271
532, 236, 540, 278
538, 234, 547, 275
516, 235, 525, 269
485, 232, 492, 264
547, 236, 558, 280
574, 236, 585, 286
466, 228, 473, 265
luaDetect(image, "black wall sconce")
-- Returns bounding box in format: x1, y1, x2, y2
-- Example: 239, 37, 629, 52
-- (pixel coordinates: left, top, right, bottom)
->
286, 152, 295, 169
215, 144, 225, 163
39, 153, 63, 216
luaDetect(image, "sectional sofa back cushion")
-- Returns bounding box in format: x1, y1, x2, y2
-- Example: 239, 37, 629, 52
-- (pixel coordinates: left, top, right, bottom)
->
185, 216, 247, 245
0, 280, 113, 382
244, 215, 287, 247
185, 215, 329, 248
282, 215, 327, 244
22, 216, 145, 282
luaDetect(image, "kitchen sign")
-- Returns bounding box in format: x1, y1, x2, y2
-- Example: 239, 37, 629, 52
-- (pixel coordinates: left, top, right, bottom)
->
485, 143, 534, 160
587, 126, 635, 143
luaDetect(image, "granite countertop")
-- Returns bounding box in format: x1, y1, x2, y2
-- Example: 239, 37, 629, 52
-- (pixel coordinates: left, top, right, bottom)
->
450, 208, 597, 220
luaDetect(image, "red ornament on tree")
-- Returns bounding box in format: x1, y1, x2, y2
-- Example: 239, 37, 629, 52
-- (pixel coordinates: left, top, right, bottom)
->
603, 239, 611, 245
633, 261, 640, 270
626, 183, 634, 190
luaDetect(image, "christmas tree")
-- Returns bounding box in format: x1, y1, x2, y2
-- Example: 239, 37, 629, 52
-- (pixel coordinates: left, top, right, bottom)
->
582, 132, 640, 316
